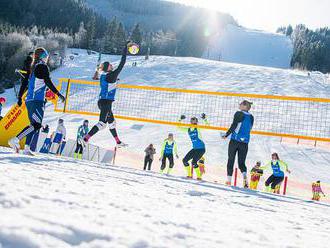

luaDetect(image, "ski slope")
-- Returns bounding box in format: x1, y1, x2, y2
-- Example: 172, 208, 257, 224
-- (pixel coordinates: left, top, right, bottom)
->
0, 148, 330, 248
1, 49, 330, 192
204, 24, 293, 69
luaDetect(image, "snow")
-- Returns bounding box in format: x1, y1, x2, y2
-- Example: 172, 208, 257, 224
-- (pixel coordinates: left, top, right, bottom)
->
1, 49, 330, 187
0, 148, 330, 248
1, 49, 330, 246
203, 24, 293, 69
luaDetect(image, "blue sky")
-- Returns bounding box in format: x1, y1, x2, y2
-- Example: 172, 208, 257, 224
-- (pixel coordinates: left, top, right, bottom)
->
169, 0, 330, 32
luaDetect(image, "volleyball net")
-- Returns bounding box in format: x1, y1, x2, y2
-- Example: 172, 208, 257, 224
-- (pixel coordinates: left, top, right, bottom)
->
54, 78, 330, 142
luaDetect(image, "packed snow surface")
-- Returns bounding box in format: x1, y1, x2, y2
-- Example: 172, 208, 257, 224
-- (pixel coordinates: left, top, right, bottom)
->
0, 148, 330, 248
204, 24, 293, 68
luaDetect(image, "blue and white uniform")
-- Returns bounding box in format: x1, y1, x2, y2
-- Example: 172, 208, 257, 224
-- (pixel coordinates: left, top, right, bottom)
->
231, 111, 253, 144
26, 61, 48, 102
188, 128, 205, 149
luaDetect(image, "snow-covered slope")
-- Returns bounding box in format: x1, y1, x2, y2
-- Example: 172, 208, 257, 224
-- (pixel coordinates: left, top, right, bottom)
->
0, 148, 329, 248
204, 25, 293, 69
1, 50, 330, 197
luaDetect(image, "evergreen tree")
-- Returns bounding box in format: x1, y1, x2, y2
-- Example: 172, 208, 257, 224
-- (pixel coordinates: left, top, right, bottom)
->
104, 18, 118, 53
115, 22, 126, 53
131, 23, 143, 45
286, 25, 293, 36
86, 16, 96, 50
74, 22, 87, 48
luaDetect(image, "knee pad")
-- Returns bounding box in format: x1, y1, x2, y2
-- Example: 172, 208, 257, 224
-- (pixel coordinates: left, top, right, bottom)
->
108, 121, 116, 130
96, 121, 107, 131
32, 122, 42, 130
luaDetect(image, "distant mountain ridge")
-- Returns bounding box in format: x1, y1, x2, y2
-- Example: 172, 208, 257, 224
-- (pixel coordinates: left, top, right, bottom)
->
84, 0, 237, 31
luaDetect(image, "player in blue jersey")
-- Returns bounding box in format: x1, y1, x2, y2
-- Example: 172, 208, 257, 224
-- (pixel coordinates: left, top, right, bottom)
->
159, 133, 179, 174
8, 47, 65, 154
223, 100, 254, 187
179, 114, 208, 180
84, 42, 131, 147
260, 153, 291, 193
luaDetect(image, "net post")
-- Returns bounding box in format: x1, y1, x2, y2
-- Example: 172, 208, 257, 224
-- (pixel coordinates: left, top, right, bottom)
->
112, 146, 117, 166
283, 176, 288, 195
234, 168, 238, 187
63, 78, 71, 113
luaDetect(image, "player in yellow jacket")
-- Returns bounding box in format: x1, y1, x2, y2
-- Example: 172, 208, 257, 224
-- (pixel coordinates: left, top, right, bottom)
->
249, 161, 263, 190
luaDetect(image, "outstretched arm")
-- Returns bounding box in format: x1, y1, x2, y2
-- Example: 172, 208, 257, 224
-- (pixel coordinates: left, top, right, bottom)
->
112, 44, 128, 77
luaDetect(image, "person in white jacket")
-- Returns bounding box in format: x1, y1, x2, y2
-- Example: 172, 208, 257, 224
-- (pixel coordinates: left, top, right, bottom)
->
49, 119, 67, 155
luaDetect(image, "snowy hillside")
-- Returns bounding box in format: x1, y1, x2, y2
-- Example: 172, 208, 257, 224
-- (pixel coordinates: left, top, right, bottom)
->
1, 148, 330, 247
204, 25, 293, 68
2, 49, 330, 191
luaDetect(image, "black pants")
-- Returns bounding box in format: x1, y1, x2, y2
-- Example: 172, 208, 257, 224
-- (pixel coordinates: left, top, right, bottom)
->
17, 100, 45, 146
88, 99, 118, 138
183, 148, 205, 168
98, 99, 115, 124
227, 140, 248, 176
144, 156, 153, 170
161, 154, 174, 170
75, 142, 83, 154
265, 175, 284, 189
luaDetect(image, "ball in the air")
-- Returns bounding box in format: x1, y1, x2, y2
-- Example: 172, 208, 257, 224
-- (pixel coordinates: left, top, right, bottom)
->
128, 43, 140, 55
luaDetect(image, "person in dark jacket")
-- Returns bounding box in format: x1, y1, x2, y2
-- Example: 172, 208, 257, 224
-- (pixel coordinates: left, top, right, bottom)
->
144, 144, 156, 170
17, 53, 33, 106
84, 42, 131, 147
8, 47, 65, 154
223, 100, 254, 187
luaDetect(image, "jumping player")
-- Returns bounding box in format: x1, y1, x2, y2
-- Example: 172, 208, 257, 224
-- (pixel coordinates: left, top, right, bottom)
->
260, 153, 291, 193
74, 120, 89, 159
179, 113, 208, 180
159, 133, 179, 175
84, 42, 131, 147
8, 47, 65, 154
223, 100, 254, 188
249, 161, 263, 190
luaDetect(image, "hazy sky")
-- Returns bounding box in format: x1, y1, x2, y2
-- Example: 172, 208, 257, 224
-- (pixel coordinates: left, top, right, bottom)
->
169, 0, 330, 32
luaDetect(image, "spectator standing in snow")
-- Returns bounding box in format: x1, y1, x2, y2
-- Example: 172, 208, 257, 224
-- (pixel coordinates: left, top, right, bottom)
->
16, 53, 33, 107
312, 181, 326, 201
223, 100, 254, 188
74, 120, 89, 159
249, 161, 264, 190
144, 144, 156, 171
49, 118, 67, 155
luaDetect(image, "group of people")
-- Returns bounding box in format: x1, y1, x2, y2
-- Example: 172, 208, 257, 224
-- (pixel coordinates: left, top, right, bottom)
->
8, 41, 130, 155
4, 42, 325, 199
142, 101, 294, 193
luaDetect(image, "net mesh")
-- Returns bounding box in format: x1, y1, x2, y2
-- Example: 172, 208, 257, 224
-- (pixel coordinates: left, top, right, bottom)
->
54, 79, 330, 141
